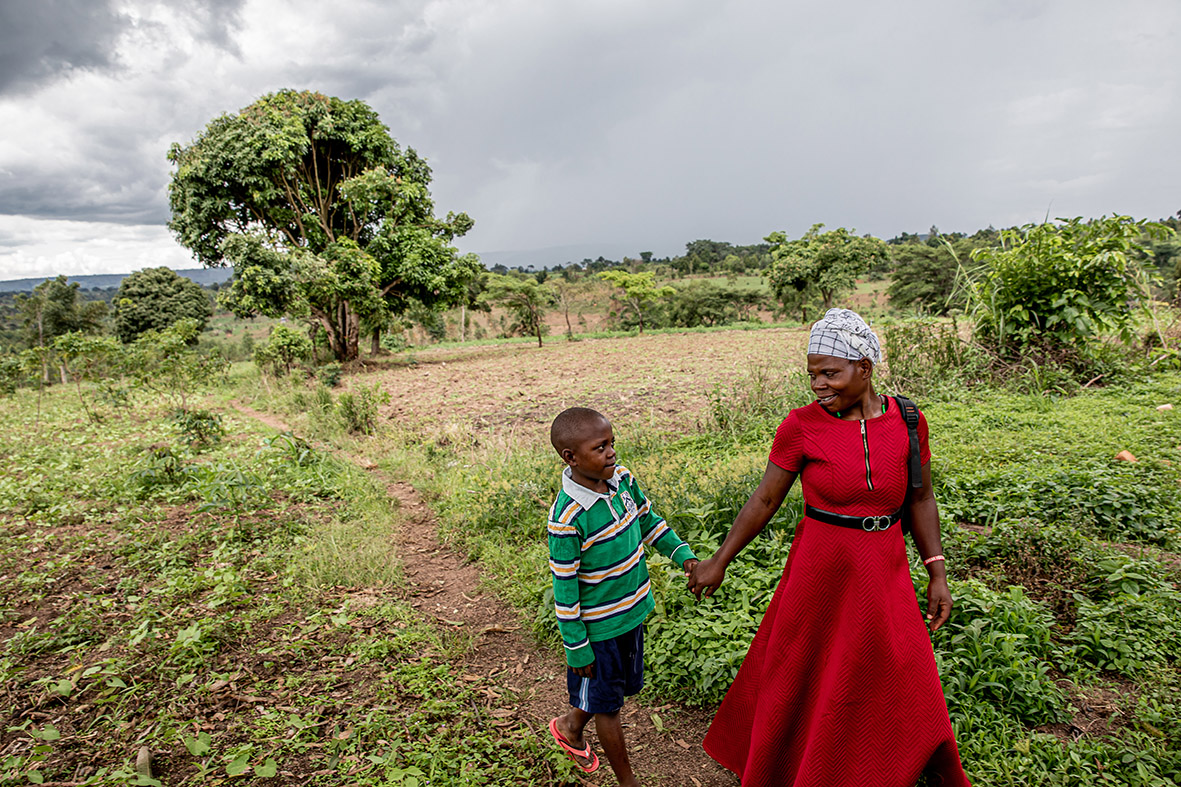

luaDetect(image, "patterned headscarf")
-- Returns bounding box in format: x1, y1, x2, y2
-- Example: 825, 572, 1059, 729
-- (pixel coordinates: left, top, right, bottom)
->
807, 308, 882, 365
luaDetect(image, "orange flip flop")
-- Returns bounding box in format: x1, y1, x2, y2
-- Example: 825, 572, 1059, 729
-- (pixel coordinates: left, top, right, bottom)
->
549, 717, 600, 773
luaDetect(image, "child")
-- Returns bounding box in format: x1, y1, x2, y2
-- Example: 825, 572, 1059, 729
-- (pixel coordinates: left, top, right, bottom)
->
545, 407, 698, 786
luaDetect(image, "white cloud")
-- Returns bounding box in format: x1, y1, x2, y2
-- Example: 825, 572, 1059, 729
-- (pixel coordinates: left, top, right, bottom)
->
0, 216, 194, 279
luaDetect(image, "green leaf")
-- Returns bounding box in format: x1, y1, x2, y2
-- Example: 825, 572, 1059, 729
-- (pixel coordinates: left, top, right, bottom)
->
184, 732, 212, 757
254, 758, 278, 777
33, 725, 60, 741
225, 751, 251, 776
28, 772, 44, 785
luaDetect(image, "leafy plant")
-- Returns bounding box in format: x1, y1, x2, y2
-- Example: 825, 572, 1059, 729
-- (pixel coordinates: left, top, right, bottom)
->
966, 216, 1173, 358
171, 407, 225, 449
337, 384, 389, 435
253, 323, 313, 377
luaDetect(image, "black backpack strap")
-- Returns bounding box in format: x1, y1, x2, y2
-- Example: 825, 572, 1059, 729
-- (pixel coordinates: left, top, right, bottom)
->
894, 395, 923, 490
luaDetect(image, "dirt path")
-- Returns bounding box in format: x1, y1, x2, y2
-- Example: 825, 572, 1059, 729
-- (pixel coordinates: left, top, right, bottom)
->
227, 401, 737, 786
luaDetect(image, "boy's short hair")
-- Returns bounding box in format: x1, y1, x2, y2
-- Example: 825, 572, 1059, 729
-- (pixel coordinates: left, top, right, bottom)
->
550, 407, 609, 455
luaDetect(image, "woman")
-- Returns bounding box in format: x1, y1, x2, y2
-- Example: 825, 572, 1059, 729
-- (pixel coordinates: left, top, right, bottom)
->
687, 309, 971, 787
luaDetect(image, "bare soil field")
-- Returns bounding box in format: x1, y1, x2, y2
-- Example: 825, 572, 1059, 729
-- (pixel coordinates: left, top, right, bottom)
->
361, 327, 811, 442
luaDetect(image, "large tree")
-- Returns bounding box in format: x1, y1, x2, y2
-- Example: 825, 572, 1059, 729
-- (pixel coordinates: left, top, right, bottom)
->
481, 274, 554, 347
17, 276, 107, 350
113, 267, 212, 343
766, 224, 889, 318
167, 89, 480, 361
16, 276, 107, 382
597, 270, 674, 333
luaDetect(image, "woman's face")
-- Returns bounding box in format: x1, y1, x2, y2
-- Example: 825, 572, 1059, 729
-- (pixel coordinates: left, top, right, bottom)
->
806, 354, 872, 413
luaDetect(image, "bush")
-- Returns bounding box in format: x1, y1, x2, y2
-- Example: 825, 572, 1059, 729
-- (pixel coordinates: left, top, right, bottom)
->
253, 324, 313, 376
337, 384, 389, 435
318, 362, 343, 388
935, 580, 1067, 726
171, 408, 225, 449
882, 319, 991, 398
967, 216, 1171, 358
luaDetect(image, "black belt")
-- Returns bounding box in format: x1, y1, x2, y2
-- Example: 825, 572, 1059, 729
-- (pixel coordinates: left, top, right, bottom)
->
805, 505, 901, 532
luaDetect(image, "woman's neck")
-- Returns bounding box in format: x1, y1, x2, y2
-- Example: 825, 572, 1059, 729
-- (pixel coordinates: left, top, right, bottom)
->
837, 388, 883, 421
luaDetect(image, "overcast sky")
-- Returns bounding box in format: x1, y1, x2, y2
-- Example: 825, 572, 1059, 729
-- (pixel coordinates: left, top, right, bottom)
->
1, 0, 1179, 279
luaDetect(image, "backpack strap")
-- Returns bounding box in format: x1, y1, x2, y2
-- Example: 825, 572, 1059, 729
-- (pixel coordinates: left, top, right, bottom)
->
894, 395, 923, 490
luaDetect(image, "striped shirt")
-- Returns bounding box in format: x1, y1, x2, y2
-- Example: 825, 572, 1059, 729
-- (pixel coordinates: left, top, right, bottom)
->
548, 465, 696, 668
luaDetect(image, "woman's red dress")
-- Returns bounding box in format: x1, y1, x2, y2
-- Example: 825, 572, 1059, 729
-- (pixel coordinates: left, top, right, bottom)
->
703, 400, 972, 787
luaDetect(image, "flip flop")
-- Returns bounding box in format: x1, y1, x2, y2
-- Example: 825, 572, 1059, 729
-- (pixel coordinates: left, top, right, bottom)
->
549, 717, 600, 773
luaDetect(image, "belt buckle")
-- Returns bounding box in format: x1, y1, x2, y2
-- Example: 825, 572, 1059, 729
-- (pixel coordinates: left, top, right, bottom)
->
861, 515, 891, 532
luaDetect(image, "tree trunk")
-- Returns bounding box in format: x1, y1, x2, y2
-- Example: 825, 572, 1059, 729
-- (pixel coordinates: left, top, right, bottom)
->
324, 302, 361, 361
563, 301, 572, 338
460, 304, 467, 342
371, 328, 381, 356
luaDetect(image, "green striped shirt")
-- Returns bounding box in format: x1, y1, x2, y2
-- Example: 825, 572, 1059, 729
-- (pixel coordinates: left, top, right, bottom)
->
548, 465, 696, 667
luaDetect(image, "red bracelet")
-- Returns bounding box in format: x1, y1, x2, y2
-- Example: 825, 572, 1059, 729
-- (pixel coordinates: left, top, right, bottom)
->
923, 555, 945, 566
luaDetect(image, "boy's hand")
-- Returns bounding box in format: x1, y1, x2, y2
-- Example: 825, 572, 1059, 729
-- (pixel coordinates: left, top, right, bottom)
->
687, 556, 726, 600
571, 661, 595, 679
682, 558, 699, 579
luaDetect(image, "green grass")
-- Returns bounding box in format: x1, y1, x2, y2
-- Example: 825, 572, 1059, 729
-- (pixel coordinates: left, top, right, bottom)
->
0, 384, 577, 785
398, 367, 1181, 787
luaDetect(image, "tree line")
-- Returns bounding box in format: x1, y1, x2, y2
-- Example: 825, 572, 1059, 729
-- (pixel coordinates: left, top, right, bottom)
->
4, 87, 1179, 379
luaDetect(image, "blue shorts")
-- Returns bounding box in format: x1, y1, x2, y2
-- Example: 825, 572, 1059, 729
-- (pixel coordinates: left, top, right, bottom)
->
567, 624, 644, 714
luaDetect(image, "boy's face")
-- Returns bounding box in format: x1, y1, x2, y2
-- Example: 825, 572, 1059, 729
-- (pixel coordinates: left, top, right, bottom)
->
563, 418, 617, 486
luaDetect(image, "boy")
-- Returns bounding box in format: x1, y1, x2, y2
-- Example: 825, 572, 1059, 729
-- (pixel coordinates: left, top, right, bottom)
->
546, 407, 698, 785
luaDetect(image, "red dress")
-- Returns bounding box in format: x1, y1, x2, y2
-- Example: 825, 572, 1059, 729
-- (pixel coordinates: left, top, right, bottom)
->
703, 401, 972, 787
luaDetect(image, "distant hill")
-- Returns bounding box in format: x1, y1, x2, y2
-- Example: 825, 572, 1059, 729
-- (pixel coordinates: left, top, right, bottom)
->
0, 268, 234, 293
0, 243, 670, 292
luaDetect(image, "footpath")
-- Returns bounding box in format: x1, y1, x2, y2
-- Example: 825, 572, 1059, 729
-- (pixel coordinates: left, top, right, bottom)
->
229, 401, 737, 786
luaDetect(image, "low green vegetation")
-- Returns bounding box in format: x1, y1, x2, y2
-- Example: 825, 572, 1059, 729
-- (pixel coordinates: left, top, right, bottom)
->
403, 359, 1181, 787
0, 383, 576, 785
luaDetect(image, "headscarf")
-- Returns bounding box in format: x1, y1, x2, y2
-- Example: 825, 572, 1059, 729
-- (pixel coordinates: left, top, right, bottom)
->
807, 308, 882, 365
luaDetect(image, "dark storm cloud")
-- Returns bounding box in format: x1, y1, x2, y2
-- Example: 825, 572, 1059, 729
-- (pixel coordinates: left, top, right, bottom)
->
0, 0, 247, 95
0, 0, 128, 94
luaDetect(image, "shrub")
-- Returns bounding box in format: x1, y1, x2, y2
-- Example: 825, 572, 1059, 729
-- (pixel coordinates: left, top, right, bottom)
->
337, 384, 389, 435
253, 324, 312, 377
967, 216, 1171, 358
935, 580, 1067, 726
171, 408, 225, 449
318, 362, 342, 388
882, 319, 990, 398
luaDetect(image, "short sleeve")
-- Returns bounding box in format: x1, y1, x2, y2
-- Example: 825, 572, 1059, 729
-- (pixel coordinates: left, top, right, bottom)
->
918, 409, 931, 465
768, 411, 804, 471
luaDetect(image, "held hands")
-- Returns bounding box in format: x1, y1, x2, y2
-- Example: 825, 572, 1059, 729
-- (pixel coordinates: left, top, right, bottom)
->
686, 556, 726, 601
926, 575, 952, 633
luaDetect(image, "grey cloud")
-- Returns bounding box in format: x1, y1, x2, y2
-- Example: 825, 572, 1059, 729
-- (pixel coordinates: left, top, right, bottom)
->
0, 0, 128, 94
0, 0, 247, 95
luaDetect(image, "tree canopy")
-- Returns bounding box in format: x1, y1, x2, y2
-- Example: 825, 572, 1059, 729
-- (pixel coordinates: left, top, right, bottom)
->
597, 271, 674, 333
167, 89, 480, 360
113, 267, 212, 343
766, 225, 889, 320
481, 274, 554, 347
16, 276, 106, 349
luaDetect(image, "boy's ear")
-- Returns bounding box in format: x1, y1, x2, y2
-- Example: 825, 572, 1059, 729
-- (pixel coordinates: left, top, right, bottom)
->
560, 447, 576, 466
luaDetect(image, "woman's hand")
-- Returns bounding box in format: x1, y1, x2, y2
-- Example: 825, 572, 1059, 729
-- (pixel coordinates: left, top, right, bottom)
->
926, 575, 952, 632
687, 556, 726, 600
